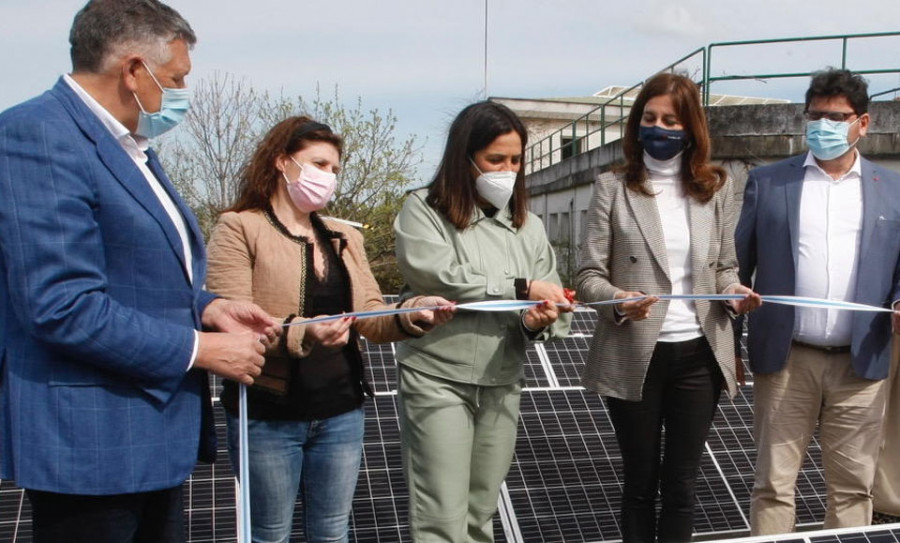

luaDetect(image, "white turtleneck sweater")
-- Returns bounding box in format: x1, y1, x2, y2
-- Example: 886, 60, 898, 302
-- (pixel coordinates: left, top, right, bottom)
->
644, 152, 703, 342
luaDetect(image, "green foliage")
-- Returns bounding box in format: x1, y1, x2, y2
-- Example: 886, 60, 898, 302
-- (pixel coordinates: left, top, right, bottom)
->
550, 238, 578, 289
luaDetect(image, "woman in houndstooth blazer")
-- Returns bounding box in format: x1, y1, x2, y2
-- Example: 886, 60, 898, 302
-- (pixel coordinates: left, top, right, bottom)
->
575, 73, 760, 543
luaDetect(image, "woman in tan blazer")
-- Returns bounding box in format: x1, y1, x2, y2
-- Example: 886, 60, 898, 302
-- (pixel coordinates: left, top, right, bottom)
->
575, 73, 760, 543
205, 116, 453, 543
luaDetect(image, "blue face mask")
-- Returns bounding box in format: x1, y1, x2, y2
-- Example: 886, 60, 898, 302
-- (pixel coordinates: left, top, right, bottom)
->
639, 125, 688, 161
133, 61, 191, 139
806, 118, 860, 161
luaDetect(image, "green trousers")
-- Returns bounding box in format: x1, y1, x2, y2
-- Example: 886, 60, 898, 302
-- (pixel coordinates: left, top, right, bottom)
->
398, 364, 522, 543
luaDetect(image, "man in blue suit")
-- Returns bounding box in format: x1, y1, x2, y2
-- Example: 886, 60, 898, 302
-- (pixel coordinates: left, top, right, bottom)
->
736, 68, 900, 535
0, 1, 279, 541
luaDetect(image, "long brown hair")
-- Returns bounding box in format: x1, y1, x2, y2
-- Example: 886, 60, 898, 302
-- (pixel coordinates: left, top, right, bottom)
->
621, 73, 725, 202
426, 101, 529, 230
227, 116, 343, 213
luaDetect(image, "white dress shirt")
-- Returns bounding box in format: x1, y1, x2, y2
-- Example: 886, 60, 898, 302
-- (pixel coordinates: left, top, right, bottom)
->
645, 152, 703, 342
793, 151, 863, 347
64, 74, 199, 368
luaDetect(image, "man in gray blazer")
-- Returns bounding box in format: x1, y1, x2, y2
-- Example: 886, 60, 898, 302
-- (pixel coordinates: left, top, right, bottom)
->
736, 68, 900, 534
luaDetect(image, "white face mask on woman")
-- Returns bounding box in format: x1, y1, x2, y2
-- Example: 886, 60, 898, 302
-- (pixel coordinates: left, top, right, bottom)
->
283, 157, 337, 213
470, 159, 517, 210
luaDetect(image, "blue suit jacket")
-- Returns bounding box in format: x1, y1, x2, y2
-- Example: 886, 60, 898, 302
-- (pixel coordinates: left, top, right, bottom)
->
735, 153, 900, 379
0, 78, 217, 494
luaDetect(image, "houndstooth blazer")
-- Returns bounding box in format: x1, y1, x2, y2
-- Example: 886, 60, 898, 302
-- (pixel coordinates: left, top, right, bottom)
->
576, 171, 741, 401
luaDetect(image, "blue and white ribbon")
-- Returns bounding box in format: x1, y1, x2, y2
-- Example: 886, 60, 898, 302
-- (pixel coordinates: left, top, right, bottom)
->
586, 294, 894, 313
758, 295, 894, 313
250, 293, 892, 537
280, 294, 894, 328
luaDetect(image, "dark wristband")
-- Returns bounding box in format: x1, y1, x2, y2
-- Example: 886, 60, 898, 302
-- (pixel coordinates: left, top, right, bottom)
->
515, 278, 529, 300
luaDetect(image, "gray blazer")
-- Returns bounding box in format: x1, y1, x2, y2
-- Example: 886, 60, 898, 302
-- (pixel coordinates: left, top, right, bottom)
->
576, 171, 740, 401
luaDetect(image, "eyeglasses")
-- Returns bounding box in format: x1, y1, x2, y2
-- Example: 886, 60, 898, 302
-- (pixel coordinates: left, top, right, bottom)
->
804, 110, 858, 123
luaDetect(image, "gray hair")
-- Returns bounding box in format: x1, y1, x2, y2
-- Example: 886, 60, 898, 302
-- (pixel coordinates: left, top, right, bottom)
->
69, 0, 196, 74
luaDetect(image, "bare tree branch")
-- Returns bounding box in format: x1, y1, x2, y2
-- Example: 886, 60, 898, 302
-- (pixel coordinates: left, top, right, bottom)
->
158, 74, 423, 291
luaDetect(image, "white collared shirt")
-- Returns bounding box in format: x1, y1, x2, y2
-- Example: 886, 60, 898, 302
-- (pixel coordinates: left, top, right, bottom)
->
793, 150, 863, 347
63, 74, 199, 369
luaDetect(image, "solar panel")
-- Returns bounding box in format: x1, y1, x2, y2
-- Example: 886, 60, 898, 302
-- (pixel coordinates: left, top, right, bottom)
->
0, 307, 875, 543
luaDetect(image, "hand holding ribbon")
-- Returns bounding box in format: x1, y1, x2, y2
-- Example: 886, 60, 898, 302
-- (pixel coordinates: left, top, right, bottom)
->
614, 290, 659, 321
724, 284, 762, 315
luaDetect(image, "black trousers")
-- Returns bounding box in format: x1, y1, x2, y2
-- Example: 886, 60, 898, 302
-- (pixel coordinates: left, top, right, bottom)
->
26, 486, 185, 543
606, 337, 722, 543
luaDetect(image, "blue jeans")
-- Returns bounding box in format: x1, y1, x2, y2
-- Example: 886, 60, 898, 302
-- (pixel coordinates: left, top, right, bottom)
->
226, 407, 365, 543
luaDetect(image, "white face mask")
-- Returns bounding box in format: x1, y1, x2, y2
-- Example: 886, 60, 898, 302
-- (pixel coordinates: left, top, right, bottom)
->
470, 159, 517, 210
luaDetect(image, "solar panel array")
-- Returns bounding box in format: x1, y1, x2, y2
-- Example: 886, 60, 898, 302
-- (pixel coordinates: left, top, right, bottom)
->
0, 304, 875, 543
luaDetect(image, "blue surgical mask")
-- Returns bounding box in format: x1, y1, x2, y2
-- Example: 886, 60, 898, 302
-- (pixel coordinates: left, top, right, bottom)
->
639, 125, 688, 161
806, 117, 860, 161
133, 61, 191, 139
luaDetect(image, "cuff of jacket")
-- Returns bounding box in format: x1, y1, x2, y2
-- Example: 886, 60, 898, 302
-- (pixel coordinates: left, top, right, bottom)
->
283, 314, 314, 358
394, 297, 428, 338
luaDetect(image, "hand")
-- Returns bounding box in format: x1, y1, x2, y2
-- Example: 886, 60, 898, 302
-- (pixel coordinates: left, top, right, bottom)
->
408, 296, 457, 330
523, 299, 560, 330
615, 291, 657, 321
202, 299, 281, 345
528, 280, 574, 313
195, 331, 266, 386
893, 310, 900, 335
725, 284, 762, 315
305, 316, 355, 349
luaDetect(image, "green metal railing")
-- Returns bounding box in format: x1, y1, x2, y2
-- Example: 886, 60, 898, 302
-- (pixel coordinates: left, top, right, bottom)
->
703, 32, 900, 104
526, 31, 900, 174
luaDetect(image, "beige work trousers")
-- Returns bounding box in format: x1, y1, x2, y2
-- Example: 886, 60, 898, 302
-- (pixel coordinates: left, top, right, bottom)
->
750, 343, 887, 535
873, 337, 900, 516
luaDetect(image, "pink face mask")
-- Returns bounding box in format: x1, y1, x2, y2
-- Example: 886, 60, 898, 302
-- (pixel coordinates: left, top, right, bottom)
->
283, 157, 337, 213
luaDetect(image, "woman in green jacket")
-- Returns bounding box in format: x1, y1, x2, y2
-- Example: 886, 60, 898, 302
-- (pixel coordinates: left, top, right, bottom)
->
393, 101, 572, 542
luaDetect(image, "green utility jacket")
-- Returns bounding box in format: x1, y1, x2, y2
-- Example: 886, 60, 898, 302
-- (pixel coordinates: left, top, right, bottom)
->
393, 189, 571, 386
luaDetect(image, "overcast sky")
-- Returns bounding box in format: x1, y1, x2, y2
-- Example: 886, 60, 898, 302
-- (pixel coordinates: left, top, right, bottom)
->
2, 0, 899, 182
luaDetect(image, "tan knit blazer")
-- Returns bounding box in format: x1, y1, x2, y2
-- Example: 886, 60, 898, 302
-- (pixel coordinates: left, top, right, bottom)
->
206, 209, 424, 393
575, 171, 741, 401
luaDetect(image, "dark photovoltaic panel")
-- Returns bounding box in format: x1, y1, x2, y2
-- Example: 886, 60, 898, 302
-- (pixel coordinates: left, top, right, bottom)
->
183, 404, 239, 543
810, 527, 900, 543
362, 338, 398, 394
570, 308, 602, 335
523, 344, 553, 388
543, 333, 592, 388
506, 389, 623, 542
0, 304, 881, 543
0, 480, 29, 543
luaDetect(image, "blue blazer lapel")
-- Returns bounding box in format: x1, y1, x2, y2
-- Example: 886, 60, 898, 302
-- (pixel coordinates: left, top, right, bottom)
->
145, 148, 207, 283
858, 157, 886, 277
782, 155, 806, 271
51, 80, 195, 286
